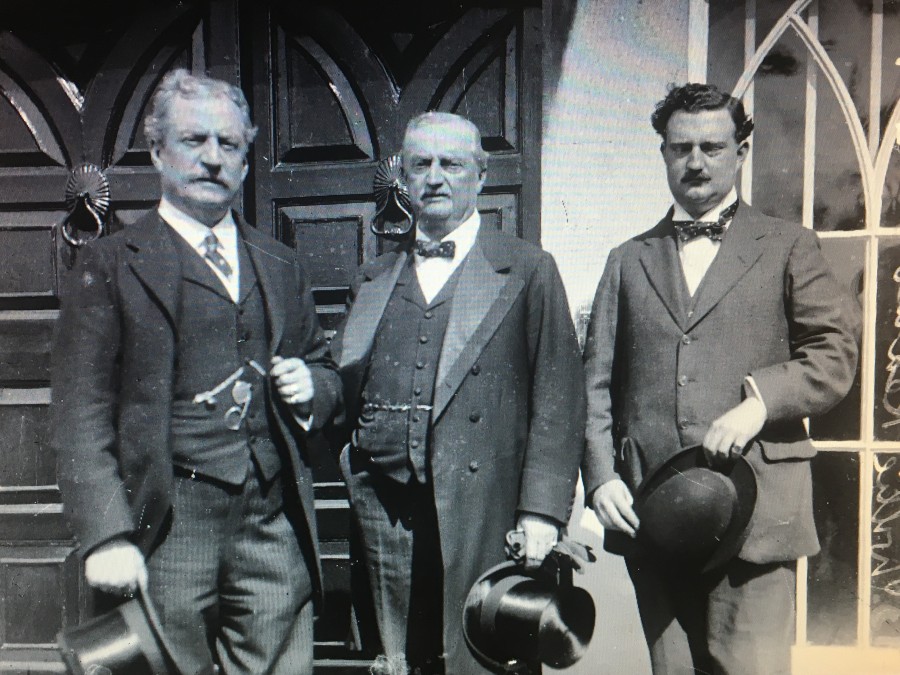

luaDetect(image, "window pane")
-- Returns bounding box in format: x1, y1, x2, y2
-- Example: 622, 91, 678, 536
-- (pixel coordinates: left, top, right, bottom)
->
872, 452, 900, 646
808, 451, 860, 645
875, 241, 900, 439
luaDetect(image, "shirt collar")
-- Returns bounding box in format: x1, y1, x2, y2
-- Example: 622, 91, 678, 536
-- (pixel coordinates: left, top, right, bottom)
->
672, 188, 738, 223
415, 210, 480, 260
158, 197, 237, 249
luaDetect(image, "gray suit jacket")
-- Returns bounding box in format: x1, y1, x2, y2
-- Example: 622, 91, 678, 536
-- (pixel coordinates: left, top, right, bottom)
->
582, 202, 859, 562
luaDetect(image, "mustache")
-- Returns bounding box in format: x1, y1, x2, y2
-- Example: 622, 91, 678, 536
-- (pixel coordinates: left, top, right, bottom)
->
681, 172, 709, 183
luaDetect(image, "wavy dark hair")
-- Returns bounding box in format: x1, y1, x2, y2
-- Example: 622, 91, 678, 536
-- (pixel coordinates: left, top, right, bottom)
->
651, 83, 754, 143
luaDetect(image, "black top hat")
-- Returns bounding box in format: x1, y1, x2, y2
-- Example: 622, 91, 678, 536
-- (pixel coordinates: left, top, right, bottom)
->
462, 554, 595, 673
607, 444, 757, 573
58, 588, 180, 675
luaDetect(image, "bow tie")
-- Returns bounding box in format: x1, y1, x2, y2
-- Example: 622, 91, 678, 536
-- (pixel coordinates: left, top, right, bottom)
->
672, 201, 739, 242
415, 239, 456, 259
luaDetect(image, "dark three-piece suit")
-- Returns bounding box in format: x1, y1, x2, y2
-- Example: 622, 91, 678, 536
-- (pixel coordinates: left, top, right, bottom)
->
51, 211, 340, 674
333, 226, 586, 674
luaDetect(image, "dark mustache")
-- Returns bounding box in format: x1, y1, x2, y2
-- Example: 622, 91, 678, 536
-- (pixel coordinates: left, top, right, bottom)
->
682, 172, 709, 183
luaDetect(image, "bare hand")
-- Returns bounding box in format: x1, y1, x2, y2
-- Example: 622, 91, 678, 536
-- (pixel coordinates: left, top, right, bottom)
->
271, 356, 315, 407
702, 397, 766, 467
516, 513, 560, 569
591, 479, 639, 537
84, 539, 147, 595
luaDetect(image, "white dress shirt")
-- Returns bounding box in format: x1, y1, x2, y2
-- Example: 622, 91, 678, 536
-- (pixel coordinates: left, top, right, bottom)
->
672, 188, 738, 297
414, 210, 480, 304
159, 198, 240, 302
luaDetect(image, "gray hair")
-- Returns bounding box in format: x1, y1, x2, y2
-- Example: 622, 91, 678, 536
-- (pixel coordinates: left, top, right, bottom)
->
403, 112, 488, 171
143, 69, 258, 147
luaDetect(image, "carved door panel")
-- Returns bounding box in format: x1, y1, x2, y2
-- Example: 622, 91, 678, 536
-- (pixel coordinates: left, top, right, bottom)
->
0, 0, 541, 670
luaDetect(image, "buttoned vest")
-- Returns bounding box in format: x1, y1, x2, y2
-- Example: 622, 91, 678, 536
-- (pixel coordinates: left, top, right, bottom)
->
356, 260, 460, 483
168, 230, 282, 485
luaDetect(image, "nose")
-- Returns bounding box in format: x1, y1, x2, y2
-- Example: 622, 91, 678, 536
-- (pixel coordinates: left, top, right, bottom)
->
425, 161, 443, 185
686, 146, 704, 170
200, 139, 224, 167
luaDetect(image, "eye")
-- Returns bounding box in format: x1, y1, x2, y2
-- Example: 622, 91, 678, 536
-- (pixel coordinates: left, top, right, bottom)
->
701, 143, 726, 156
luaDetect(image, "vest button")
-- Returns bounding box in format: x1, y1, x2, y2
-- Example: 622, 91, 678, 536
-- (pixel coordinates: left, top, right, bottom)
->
424, 311, 434, 319
687, 310, 694, 318
412, 415, 420, 423
678, 375, 688, 386
410, 440, 420, 449
414, 387, 422, 396
471, 364, 480, 375
469, 412, 481, 423
678, 418, 689, 430
469, 461, 479, 473
419, 335, 429, 344
416, 361, 425, 369
681, 335, 691, 345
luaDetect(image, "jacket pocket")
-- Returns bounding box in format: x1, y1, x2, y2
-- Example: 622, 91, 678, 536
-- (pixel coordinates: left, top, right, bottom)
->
759, 438, 817, 461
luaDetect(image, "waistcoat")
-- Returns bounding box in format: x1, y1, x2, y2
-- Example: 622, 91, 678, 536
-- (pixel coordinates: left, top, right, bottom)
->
356, 260, 461, 483
168, 230, 282, 485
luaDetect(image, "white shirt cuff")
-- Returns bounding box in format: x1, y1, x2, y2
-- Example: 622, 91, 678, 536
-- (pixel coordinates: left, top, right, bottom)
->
743, 376, 768, 419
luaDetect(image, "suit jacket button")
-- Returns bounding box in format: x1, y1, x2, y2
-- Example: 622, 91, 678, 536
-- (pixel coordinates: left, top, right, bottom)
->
469, 461, 479, 472
469, 412, 481, 423
471, 364, 480, 375
681, 335, 691, 345
678, 375, 688, 386
424, 311, 434, 319
678, 419, 689, 430
419, 335, 429, 344
410, 440, 420, 449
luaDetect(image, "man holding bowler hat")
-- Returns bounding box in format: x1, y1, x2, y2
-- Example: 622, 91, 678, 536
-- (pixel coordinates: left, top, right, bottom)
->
582, 83, 859, 674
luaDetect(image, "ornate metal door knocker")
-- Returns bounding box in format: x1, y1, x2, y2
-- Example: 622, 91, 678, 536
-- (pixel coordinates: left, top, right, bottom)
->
61, 163, 110, 247
371, 154, 413, 239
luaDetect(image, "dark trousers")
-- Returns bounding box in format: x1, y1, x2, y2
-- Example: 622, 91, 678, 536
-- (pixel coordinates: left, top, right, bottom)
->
342, 447, 445, 675
627, 556, 796, 675
145, 463, 314, 675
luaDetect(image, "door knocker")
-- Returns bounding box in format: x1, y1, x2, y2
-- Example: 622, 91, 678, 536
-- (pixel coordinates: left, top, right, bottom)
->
61, 163, 110, 247
371, 154, 413, 239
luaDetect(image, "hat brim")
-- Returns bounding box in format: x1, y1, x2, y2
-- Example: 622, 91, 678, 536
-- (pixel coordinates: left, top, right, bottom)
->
634, 445, 757, 573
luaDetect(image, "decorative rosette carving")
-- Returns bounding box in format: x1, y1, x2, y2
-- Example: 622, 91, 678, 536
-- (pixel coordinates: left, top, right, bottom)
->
371, 154, 413, 238
61, 163, 110, 247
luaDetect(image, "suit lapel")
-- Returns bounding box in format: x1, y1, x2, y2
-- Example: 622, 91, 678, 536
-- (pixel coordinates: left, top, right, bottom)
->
432, 230, 524, 422
686, 204, 767, 329
240, 218, 289, 351
638, 214, 690, 330
339, 251, 408, 369
125, 211, 181, 328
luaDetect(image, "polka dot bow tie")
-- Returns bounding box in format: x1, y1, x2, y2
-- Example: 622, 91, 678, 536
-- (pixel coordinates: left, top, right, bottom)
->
672, 201, 739, 242
415, 240, 456, 259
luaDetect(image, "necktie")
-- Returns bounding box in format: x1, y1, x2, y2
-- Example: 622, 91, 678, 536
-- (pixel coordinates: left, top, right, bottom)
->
415, 239, 456, 259
673, 201, 739, 242
202, 232, 233, 278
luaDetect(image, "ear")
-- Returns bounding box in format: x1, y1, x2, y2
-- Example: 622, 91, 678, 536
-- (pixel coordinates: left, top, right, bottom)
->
241, 156, 250, 182
736, 141, 749, 166
149, 142, 163, 172
476, 166, 487, 194
659, 141, 666, 157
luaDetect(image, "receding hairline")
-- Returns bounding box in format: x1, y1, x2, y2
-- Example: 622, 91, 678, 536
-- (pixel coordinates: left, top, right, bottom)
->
401, 112, 488, 167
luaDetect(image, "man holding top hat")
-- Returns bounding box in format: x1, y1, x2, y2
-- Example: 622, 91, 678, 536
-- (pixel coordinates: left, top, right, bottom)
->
332, 112, 585, 674
51, 69, 340, 674
582, 83, 859, 674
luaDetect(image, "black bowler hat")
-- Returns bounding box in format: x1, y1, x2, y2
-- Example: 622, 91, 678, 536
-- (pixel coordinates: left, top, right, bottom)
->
462, 555, 595, 673
58, 589, 179, 675
629, 445, 757, 572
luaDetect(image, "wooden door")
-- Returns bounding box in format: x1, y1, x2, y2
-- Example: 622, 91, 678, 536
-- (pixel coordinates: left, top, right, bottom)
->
0, 1, 541, 671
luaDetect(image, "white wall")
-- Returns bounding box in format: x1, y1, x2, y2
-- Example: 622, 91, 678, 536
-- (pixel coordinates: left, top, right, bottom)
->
543, 0, 692, 318
543, 3, 692, 672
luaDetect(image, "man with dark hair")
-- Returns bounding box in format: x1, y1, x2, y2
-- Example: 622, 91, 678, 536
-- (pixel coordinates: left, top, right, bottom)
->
582, 83, 859, 673
52, 69, 340, 674
333, 111, 585, 674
